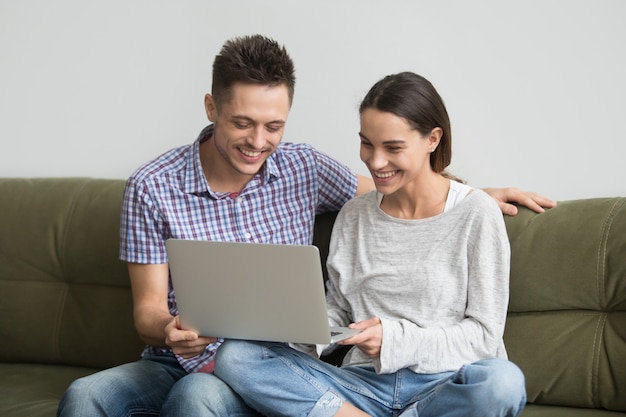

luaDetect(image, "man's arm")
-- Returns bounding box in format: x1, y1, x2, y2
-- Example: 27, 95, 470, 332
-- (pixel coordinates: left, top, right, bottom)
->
483, 187, 557, 216
355, 175, 374, 197
355, 174, 556, 215
128, 262, 216, 358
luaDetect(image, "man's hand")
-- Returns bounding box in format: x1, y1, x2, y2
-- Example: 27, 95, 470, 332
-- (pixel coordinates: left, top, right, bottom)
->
483, 187, 557, 216
129, 263, 217, 359
338, 317, 383, 359
165, 316, 218, 359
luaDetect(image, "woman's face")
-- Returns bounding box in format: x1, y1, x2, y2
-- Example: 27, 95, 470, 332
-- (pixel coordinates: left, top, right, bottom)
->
359, 108, 439, 196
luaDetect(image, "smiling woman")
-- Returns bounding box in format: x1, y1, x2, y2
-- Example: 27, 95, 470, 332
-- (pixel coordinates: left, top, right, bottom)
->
357, 72, 454, 220
211, 71, 526, 417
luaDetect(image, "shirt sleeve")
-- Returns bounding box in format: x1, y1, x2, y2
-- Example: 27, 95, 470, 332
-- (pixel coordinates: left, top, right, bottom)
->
312, 148, 358, 214
119, 176, 168, 264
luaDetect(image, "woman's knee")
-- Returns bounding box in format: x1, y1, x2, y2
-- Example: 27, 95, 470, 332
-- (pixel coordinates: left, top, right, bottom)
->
214, 340, 265, 376
466, 359, 527, 412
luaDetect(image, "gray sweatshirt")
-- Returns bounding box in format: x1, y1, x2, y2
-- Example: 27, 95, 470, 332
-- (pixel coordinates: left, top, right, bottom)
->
325, 183, 511, 374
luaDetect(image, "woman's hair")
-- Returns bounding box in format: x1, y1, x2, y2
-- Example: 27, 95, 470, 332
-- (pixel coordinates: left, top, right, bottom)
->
211, 34, 296, 109
359, 71, 452, 173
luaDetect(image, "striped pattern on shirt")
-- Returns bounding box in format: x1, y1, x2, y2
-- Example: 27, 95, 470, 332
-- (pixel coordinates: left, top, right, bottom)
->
119, 125, 357, 372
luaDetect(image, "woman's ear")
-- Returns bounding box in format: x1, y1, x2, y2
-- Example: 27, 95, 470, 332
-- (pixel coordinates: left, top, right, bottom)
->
428, 127, 443, 153
204, 94, 217, 121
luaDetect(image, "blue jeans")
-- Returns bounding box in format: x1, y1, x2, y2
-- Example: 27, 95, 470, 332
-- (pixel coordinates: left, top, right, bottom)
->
57, 353, 259, 417
214, 340, 527, 417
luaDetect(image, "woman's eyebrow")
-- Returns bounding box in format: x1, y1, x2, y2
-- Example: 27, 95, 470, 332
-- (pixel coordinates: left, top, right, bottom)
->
358, 133, 406, 145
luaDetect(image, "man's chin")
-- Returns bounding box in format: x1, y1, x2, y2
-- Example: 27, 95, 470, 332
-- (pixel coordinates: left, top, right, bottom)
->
231, 162, 265, 177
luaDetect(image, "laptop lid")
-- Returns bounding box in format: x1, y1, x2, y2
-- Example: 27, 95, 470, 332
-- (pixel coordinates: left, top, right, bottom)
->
166, 239, 358, 345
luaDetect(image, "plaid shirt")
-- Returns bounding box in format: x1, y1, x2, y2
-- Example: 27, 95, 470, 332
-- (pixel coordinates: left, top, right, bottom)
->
119, 125, 357, 372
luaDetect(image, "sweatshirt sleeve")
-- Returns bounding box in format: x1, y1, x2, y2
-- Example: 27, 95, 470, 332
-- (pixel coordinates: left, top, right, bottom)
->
325, 207, 355, 328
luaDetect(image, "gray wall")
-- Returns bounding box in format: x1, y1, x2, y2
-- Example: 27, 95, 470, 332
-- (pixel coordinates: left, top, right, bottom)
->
1, 0, 625, 200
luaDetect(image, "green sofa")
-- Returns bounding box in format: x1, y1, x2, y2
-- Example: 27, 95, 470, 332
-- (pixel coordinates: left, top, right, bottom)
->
1, 177, 625, 417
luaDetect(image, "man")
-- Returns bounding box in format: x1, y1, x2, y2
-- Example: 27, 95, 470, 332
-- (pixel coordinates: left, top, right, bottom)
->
58, 34, 554, 417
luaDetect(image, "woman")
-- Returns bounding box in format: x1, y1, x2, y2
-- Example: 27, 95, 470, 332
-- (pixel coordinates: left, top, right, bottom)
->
213, 72, 526, 417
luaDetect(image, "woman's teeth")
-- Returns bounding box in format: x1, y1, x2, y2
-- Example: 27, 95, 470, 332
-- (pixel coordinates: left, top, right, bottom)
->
375, 171, 395, 179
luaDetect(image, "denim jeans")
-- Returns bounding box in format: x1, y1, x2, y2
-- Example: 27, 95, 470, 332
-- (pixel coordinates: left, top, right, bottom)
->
214, 340, 527, 417
56, 353, 260, 417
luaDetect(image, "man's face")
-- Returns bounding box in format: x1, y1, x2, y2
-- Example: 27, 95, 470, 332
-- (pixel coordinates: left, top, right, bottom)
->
205, 83, 291, 181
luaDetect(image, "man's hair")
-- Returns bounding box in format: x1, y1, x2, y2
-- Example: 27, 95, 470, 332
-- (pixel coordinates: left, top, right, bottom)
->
211, 34, 296, 109
359, 71, 452, 173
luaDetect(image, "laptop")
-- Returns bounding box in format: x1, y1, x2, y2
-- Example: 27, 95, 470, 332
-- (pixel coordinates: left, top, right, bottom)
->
165, 239, 361, 345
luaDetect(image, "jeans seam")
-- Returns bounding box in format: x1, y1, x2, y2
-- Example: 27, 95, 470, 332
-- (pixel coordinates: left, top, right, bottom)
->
128, 409, 160, 416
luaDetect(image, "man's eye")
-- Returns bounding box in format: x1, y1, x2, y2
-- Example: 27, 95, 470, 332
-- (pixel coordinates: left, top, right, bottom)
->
266, 125, 282, 133
234, 123, 249, 129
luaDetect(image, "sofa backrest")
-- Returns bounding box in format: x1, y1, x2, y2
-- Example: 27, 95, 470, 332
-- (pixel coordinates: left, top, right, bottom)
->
2, 177, 625, 413
0, 178, 144, 369
503, 198, 626, 412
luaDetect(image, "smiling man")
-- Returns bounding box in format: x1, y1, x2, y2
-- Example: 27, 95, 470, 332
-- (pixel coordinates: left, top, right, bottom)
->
200, 83, 291, 191
57, 34, 554, 417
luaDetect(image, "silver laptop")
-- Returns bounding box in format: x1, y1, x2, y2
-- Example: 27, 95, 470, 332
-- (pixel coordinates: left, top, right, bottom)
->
165, 239, 361, 345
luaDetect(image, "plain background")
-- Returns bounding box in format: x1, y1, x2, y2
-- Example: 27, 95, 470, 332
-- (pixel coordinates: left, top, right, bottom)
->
1, 0, 624, 201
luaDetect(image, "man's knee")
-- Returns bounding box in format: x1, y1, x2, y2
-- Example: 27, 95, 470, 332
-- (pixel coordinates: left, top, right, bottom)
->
58, 358, 184, 417
163, 373, 254, 417
57, 372, 119, 416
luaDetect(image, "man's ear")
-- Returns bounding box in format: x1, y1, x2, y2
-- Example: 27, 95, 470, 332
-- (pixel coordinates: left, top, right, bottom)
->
204, 94, 217, 121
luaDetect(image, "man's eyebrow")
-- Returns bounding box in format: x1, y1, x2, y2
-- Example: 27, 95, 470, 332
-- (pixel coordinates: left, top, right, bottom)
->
231, 115, 254, 123
231, 115, 286, 125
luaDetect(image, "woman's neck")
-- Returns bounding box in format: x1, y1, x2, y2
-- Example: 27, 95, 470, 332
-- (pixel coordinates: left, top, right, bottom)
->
379, 173, 450, 220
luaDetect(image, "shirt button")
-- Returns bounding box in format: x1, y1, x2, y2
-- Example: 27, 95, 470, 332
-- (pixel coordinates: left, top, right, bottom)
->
245, 233, 252, 240
237, 197, 243, 204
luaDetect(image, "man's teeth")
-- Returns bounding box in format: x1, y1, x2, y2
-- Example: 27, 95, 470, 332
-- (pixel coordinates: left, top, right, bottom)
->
375, 171, 395, 179
240, 148, 261, 157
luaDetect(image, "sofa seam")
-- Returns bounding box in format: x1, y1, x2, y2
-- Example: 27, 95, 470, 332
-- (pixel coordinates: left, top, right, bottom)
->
53, 178, 91, 361
590, 313, 607, 408
52, 284, 70, 359
595, 198, 623, 311
591, 198, 624, 409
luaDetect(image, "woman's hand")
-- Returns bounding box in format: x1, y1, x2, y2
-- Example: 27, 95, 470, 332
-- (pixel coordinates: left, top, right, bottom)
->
339, 317, 383, 359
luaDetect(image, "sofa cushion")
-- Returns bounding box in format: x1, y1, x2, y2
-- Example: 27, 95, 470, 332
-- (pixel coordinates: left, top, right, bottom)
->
0, 178, 144, 369
504, 198, 626, 412
0, 363, 97, 417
